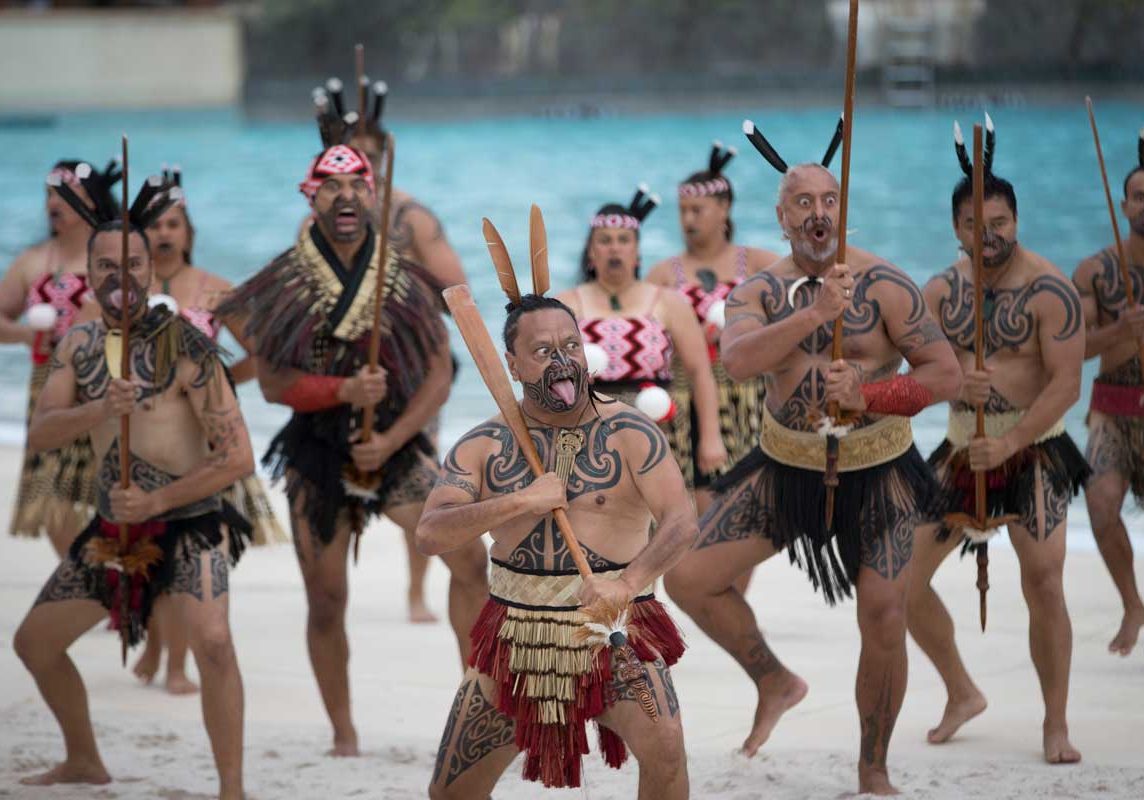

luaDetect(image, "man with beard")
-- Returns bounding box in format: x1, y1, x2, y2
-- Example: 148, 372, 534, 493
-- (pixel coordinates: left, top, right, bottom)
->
418, 294, 695, 798
665, 161, 960, 796
13, 216, 254, 799
909, 134, 1087, 763
219, 144, 488, 757
1072, 147, 1144, 656
312, 74, 466, 624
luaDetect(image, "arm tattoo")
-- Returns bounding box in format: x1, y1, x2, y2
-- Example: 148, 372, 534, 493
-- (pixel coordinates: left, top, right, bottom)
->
1092, 249, 1144, 318
434, 471, 479, 500
897, 317, 945, 356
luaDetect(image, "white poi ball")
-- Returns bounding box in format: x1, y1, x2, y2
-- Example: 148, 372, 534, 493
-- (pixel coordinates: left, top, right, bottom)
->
635, 384, 675, 423
705, 299, 727, 330
148, 293, 179, 314
584, 342, 609, 376
27, 303, 57, 332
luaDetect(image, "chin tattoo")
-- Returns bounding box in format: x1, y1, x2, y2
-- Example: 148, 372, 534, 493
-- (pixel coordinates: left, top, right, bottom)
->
522, 356, 587, 413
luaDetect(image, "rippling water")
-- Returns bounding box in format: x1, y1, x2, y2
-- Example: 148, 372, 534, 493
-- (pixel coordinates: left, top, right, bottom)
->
1, 104, 1140, 545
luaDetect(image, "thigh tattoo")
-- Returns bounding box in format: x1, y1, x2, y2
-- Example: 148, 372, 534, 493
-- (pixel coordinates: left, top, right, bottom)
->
170, 548, 228, 600
442, 679, 514, 787
34, 558, 95, 606
433, 679, 469, 785
859, 499, 915, 580
696, 479, 766, 550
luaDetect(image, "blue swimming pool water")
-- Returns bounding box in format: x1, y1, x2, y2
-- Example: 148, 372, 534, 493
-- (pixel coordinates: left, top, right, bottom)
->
1, 103, 1140, 544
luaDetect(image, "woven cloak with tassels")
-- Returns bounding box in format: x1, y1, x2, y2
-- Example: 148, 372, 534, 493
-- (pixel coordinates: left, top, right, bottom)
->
217, 223, 446, 540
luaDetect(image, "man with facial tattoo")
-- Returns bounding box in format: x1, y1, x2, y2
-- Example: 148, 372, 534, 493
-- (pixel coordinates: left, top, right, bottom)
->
218, 145, 488, 758
909, 152, 1088, 764
1072, 153, 1144, 657
14, 221, 254, 798
665, 163, 961, 796
418, 294, 695, 798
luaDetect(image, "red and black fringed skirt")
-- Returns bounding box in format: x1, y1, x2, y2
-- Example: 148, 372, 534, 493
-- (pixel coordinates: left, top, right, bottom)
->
928, 432, 1091, 546
468, 559, 685, 789
65, 502, 251, 647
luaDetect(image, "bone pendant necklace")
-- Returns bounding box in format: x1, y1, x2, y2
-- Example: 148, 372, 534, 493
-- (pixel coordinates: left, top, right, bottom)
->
554, 428, 586, 484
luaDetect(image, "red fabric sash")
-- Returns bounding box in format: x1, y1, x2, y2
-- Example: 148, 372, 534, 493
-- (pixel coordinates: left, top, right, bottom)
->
1091, 381, 1144, 418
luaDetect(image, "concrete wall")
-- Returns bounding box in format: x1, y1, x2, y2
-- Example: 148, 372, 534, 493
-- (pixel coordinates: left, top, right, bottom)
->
0, 9, 243, 111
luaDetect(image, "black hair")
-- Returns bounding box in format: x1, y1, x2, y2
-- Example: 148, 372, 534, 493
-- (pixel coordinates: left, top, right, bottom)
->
47, 159, 121, 237
503, 294, 579, 353
1125, 166, 1144, 199
579, 203, 640, 282
951, 173, 1018, 221
681, 168, 735, 241
87, 219, 153, 259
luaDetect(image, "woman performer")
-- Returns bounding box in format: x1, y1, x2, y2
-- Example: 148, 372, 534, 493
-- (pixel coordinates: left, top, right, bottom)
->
555, 185, 727, 488
648, 143, 780, 514
1, 160, 120, 555
132, 167, 287, 694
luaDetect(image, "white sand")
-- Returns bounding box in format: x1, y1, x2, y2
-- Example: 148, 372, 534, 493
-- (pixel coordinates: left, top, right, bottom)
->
1, 445, 1142, 800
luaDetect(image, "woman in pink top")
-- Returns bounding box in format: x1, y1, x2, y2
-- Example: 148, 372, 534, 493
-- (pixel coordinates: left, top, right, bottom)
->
132, 169, 287, 694
648, 143, 780, 515
0, 160, 119, 554
556, 185, 727, 490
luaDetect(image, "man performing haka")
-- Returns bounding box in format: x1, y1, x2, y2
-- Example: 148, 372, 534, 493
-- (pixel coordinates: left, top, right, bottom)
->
419, 213, 694, 798
666, 118, 960, 795
14, 158, 253, 798
1072, 126, 1144, 656
311, 55, 467, 624
908, 118, 1088, 764
218, 144, 487, 757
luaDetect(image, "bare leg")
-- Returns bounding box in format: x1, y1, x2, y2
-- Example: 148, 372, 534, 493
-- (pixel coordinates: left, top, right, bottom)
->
665, 481, 806, 757
403, 526, 438, 624
905, 523, 987, 743
428, 668, 518, 799
169, 548, 244, 799
292, 494, 358, 756
13, 561, 111, 786
133, 611, 163, 685
597, 656, 688, 800
163, 597, 198, 695
695, 488, 753, 595
1084, 466, 1144, 656
1008, 511, 1081, 764
390, 501, 488, 668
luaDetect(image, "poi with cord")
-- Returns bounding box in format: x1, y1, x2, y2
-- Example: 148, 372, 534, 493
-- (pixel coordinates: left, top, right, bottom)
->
449, 208, 659, 723
1086, 96, 1144, 401
942, 123, 1018, 632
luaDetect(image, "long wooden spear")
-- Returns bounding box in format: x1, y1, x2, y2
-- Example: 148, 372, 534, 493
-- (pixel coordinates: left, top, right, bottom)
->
824, 0, 859, 528
355, 43, 367, 136
118, 134, 132, 665
343, 132, 396, 563
1086, 96, 1144, 380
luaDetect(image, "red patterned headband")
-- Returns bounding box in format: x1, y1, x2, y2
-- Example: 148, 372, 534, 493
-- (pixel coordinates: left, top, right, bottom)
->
590, 213, 641, 230
299, 144, 375, 202
678, 177, 730, 198
47, 168, 82, 189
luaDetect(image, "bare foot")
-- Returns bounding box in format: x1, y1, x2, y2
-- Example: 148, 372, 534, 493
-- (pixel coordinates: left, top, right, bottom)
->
926, 691, 987, 744
857, 765, 901, 795
741, 672, 809, 756
132, 646, 161, 685
408, 596, 439, 625
1044, 727, 1081, 764
328, 730, 360, 757
20, 761, 111, 786
165, 672, 200, 696
1108, 607, 1144, 656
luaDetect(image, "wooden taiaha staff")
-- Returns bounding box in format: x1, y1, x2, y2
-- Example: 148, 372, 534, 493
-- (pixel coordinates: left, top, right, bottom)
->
1086, 96, 1144, 380
943, 125, 1015, 632
355, 43, 367, 136
117, 134, 133, 665
347, 132, 396, 564
824, 0, 859, 528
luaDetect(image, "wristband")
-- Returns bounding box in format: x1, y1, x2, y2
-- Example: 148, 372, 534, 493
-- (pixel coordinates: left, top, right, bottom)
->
281, 375, 345, 413
860, 375, 933, 417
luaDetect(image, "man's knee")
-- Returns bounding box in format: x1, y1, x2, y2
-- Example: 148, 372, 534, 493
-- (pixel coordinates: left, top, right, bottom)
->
1085, 481, 1126, 532
13, 620, 54, 672
306, 582, 349, 630
859, 597, 908, 651
189, 620, 236, 671
634, 722, 687, 782
1021, 564, 1065, 609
